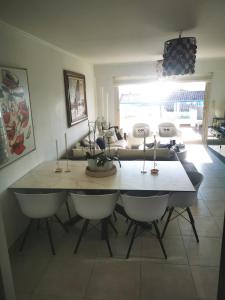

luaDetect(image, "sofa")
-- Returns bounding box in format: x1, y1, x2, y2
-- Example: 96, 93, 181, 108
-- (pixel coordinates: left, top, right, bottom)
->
71, 147, 179, 161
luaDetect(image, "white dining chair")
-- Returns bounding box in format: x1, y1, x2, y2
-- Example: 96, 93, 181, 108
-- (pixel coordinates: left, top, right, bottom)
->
161, 171, 203, 242
14, 190, 68, 255
121, 193, 169, 259
69, 190, 119, 257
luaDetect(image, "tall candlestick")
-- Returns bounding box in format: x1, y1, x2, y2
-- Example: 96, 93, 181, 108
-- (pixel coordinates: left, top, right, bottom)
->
64, 133, 71, 172
56, 139, 59, 160
55, 139, 62, 172
101, 87, 104, 117
153, 135, 156, 161
106, 93, 109, 123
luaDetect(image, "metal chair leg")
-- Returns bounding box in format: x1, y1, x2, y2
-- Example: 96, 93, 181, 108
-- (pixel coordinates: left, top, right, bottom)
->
126, 220, 134, 235
126, 223, 138, 259
65, 199, 72, 221
113, 211, 117, 222
153, 221, 167, 259
46, 218, 56, 255
54, 214, 69, 233
161, 207, 169, 221
186, 207, 199, 243
161, 207, 174, 239
74, 219, 89, 254
108, 218, 118, 234
19, 219, 33, 251
102, 218, 113, 257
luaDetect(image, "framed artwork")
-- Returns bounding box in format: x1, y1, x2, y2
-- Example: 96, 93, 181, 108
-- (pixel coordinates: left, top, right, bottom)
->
63, 70, 88, 127
0, 66, 35, 169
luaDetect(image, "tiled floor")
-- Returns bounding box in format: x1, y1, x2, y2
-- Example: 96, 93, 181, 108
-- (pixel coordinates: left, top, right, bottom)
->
10, 145, 224, 300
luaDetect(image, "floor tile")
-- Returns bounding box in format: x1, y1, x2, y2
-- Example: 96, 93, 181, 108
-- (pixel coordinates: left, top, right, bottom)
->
85, 260, 140, 300
183, 236, 222, 267
11, 256, 50, 294
141, 262, 197, 300
141, 235, 188, 265
33, 259, 93, 298
178, 215, 221, 238
204, 200, 225, 217
200, 187, 225, 202
213, 216, 224, 232
158, 218, 181, 236
191, 266, 219, 300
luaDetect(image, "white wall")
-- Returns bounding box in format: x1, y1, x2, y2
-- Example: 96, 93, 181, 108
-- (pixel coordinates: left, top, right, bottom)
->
0, 21, 96, 246
94, 59, 225, 126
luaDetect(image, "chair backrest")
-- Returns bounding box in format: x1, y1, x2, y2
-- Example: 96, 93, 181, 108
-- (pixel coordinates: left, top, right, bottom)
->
158, 122, 177, 137
168, 171, 204, 208
70, 191, 119, 220
14, 191, 66, 218
121, 193, 169, 222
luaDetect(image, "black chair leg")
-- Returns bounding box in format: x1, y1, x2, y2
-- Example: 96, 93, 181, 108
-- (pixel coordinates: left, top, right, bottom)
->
65, 199, 72, 221
186, 207, 199, 243
46, 218, 56, 255
113, 211, 117, 222
108, 218, 118, 234
153, 221, 167, 259
54, 214, 69, 233
126, 220, 134, 235
126, 223, 138, 259
161, 207, 169, 221
74, 219, 89, 254
161, 207, 174, 239
102, 218, 113, 257
19, 219, 33, 251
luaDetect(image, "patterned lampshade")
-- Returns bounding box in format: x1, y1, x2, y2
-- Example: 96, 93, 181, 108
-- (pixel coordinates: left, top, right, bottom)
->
162, 36, 197, 76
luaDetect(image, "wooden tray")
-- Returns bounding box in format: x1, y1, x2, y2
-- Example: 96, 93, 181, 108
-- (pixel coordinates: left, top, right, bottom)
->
85, 165, 117, 177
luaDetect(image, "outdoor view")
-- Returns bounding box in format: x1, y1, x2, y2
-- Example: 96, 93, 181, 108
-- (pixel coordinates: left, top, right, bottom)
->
119, 81, 206, 143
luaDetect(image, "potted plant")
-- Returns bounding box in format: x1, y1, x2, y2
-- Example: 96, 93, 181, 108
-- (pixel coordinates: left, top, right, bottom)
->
86, 121, 121, 171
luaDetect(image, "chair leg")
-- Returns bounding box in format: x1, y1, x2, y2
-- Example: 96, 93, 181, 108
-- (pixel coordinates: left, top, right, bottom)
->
161, 207, 174, 239
46, 218, 56, 255
102, 218, 113, 257
113, 211, 117, 222
126, 223, 138, 259
65, 199, 72, 221
74, 219, 89, 254
19, 219, 33, 252
186, 207, 199, 243
108, 218, 118, 234
54, 214, 69, 233
153, 221, 167, 259
161, 207, 169, 221
126, 220, 134, 235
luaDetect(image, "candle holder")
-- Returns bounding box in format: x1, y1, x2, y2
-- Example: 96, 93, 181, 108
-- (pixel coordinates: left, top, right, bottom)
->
55, 139, 63, 173
151, 135, 159, 175
64, 133, 71, 173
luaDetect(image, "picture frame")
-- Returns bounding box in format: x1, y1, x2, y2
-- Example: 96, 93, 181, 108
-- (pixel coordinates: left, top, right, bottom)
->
0, 66, 35, 169
63, 70, 88, 127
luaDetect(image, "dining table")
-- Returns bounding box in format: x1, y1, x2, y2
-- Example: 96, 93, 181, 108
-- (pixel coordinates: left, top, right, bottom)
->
10, 160, 195, 192
9, 159, 195, 235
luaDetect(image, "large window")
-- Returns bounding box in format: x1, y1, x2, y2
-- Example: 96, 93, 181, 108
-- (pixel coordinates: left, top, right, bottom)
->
119, 81, 206, 141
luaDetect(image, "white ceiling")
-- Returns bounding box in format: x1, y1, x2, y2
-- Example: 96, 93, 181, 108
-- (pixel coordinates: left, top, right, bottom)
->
0, 0, 225, 64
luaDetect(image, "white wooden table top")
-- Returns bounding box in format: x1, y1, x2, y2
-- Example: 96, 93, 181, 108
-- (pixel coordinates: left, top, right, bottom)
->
10, 160, 195, 191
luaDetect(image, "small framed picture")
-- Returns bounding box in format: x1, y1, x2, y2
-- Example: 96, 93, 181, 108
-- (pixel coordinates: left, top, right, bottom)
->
0, 66, 35, 169
63, 70, 88, 127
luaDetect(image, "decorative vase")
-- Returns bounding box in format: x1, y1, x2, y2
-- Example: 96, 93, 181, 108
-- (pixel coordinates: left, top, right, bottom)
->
87, 159, 113, 171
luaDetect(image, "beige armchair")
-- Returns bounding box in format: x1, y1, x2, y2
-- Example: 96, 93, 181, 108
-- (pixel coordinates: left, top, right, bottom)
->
158, 122, 181, 138
127, 123, 152, 148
